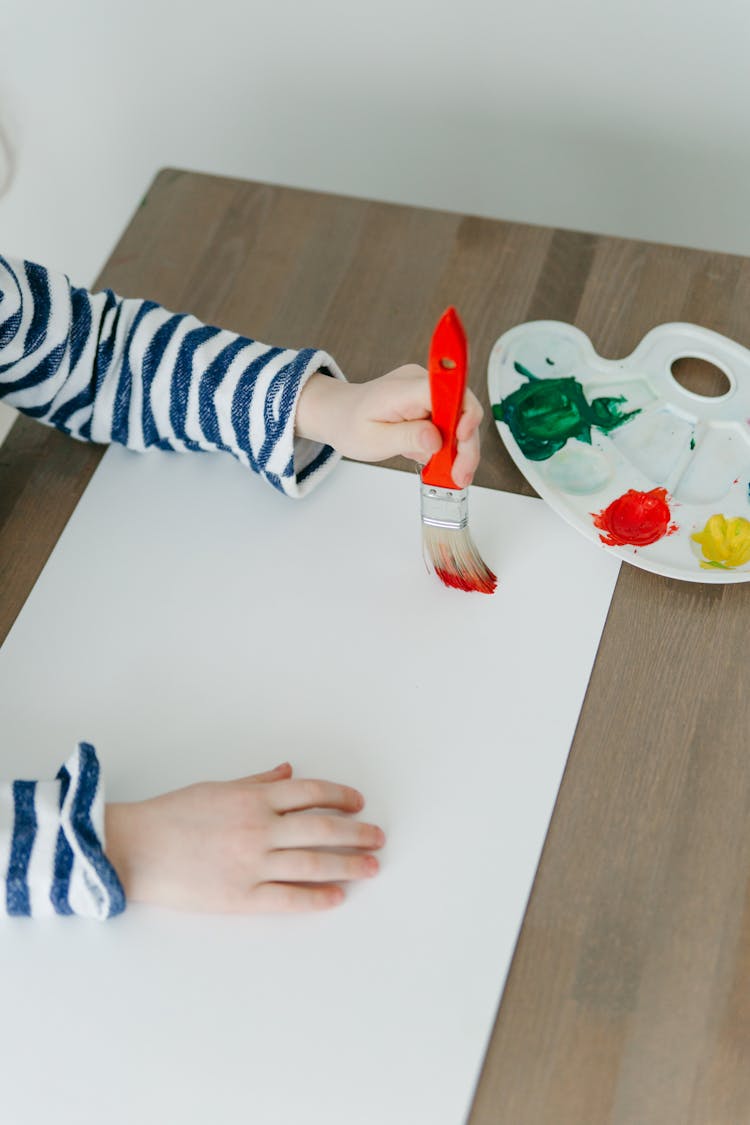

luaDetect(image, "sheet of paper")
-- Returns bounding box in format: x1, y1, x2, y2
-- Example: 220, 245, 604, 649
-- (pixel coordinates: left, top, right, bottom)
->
0, 447, 619, 1125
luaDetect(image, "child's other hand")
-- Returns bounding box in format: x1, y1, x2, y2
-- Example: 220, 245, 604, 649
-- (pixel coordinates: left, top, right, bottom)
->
296, 367, 483, 489
105, 763, 385, 914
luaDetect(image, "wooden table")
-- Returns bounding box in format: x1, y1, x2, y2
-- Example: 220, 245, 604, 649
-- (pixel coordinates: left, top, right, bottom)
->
2, 171, 750, 1124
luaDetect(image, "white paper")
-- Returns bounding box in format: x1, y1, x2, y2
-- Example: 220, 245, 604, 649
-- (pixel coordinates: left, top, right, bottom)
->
0, 448, 619, 1125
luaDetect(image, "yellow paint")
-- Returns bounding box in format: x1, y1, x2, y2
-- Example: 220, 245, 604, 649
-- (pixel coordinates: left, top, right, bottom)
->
691, 514, 750, 569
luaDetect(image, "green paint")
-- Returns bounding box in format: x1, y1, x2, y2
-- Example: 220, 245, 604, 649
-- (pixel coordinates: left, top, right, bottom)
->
690, 436, 696, 450
545, 357, 554, 365
492, 361, 640, 461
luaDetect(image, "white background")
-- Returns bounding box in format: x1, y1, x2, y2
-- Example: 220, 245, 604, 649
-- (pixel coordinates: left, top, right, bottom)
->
1, 0, 749, 442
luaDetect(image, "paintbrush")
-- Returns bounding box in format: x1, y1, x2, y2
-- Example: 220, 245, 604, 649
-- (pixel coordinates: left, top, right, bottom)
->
421, 307, 497, 594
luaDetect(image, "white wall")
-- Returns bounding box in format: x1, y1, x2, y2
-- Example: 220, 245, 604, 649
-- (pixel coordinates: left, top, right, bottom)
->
2, 0, 750, 436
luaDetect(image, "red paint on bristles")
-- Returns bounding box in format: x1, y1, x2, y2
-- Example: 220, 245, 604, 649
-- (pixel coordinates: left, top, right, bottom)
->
434, 564, 497, 594
424, 524, 497, 594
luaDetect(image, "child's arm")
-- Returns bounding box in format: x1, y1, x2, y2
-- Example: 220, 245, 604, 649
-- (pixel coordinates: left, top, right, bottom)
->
0, 750, 383, 919
0, 253, 341, 497
0, 255, 482, 494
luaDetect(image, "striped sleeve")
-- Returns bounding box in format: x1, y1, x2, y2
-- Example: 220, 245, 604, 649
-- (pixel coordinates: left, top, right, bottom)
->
0, 254, 344, 498
0, 744, 125, 920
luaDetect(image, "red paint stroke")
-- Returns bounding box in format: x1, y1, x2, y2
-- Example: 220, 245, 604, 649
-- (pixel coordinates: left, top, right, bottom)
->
592, 487, 677, 548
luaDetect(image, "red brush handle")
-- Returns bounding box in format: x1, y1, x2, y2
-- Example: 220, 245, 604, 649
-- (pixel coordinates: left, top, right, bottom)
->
422, 306, 468, 490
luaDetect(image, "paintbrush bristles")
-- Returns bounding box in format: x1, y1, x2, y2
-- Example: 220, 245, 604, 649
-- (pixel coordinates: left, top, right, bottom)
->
423, 524, 497, 594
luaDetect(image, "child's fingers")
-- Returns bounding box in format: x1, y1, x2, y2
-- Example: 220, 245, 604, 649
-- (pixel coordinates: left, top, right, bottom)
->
239, 763, 293, 785
250, 882, 345, 912
371, 418, 442, 462
271, 813, 385, 851
266, 778, 365, 814
262, 849, 379, 884
455, 390, 484, 442
451, 392, 482, 485
451, 428, 481, 488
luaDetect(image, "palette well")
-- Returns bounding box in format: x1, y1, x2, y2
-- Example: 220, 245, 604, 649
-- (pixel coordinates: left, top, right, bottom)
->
488, 321, 750, 583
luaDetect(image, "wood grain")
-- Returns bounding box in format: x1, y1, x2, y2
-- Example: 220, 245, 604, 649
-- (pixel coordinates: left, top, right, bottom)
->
2, 170, 750, 1123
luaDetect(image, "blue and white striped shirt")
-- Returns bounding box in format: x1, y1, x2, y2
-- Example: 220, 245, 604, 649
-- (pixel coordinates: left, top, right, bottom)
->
0, 254, 344, 918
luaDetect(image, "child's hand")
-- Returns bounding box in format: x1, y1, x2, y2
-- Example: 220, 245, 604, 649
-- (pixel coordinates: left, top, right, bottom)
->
105, 763, 385, 914
296, 367, 484, 489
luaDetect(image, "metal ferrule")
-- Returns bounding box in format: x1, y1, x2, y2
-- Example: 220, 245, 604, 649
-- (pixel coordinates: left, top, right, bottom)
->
420, 482, 468, 529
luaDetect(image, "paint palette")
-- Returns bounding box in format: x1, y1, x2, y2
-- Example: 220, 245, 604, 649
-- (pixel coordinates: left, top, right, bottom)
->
488, 321, 750, 582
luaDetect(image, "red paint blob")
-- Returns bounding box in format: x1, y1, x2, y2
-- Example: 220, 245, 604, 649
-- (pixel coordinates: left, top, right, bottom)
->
592, 487, 676, 547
